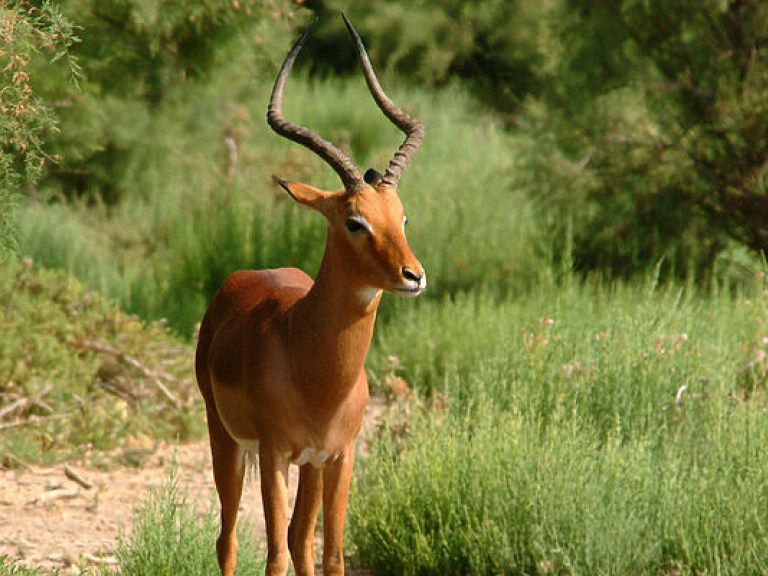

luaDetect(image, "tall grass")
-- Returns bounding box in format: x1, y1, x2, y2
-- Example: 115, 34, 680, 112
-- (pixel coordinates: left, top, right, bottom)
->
111, 463, 265, 575
18, 73, 545, 335
352, 277, 768, 575
13, 50, 768, 576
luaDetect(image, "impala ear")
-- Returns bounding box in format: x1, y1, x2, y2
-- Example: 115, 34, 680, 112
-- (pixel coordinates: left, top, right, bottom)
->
273, 176, 333, 211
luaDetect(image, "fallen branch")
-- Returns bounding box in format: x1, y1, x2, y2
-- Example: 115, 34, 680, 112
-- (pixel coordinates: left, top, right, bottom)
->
80, 553, 118, 566
0, 383, 54, 421
26, 487, 80, 506
77, 339, 184, 409
0, 413, 67, 431
64, 464, 94, 490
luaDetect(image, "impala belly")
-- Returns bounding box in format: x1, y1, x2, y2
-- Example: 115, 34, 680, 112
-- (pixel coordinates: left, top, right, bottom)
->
292, 447, 340, 468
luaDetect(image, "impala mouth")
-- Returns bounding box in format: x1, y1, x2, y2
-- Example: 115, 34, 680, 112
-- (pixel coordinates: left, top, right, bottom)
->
397, 287, 424, 298
395, 273, 427, 297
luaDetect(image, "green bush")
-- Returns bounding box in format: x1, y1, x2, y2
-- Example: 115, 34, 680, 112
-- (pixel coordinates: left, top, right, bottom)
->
0, 258, 202, 465
112, 463, 264, 575
0, 0, 80, 257
354, 276, 768, 574
526, 0, 768, 278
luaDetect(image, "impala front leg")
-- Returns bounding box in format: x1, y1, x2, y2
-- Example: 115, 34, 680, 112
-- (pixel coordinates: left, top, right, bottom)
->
322, 447, 355, 576
288, 464, 323, 575
259, 448, 291, 576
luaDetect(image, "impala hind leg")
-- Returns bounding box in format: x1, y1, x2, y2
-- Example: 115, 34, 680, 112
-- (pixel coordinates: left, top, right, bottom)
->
206, 408, 246, 576
259, 448, 291, 576
288, 464, 323, 575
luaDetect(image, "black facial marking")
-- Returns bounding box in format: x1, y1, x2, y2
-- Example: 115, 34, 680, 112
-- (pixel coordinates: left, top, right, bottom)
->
364, 168, 383, 187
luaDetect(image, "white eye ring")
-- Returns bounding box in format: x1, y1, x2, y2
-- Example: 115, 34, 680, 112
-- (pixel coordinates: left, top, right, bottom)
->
402, 216, 408, 232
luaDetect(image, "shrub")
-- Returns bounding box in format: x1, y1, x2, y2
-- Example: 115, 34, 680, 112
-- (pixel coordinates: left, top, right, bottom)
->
112, 463, 265, 575
354, 276, 768, 574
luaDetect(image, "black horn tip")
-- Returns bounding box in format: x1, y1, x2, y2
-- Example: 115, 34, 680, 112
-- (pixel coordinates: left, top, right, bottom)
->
295, 16, 319, 47
341, 12, 362, 42
272, 174, 289, 190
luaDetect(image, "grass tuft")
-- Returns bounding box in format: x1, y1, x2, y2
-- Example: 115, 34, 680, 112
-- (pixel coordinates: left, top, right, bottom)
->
354, 277, 768, 575
112, 461, 265, 575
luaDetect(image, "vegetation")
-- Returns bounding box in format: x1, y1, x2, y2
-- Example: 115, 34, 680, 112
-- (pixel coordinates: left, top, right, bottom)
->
353, 277, 768, 574
534, 0, 768, 278
113, 462, 265, 575
0, 0, 80, 257
0, 558, 46, 576
3, 0, 768, 574
0, 259, 202, 466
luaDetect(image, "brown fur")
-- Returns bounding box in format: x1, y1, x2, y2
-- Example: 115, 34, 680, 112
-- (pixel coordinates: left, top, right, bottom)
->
196, 182, 424, 575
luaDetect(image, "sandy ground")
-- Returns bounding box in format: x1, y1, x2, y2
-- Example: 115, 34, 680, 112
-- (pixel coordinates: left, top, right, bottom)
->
0, 397, 385, 574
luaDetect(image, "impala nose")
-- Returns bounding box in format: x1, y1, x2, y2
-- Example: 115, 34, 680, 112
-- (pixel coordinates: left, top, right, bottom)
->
402, 266, 422, 283
401, 266, 427, 292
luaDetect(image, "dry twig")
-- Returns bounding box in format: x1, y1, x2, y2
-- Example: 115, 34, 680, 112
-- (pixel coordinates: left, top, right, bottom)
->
0, 383, 54, 421
77, 339, 184, 409
64, 464, 94, 490
26, 487, 80, 506
0, 413, 67, 431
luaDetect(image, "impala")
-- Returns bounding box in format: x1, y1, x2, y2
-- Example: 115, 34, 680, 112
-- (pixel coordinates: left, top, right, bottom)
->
195, 14, 426, 576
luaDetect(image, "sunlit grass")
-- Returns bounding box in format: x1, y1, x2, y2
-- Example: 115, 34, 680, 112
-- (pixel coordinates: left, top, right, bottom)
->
353, 277, 768, 575
18, 74, 545, 336
110, 462, 265, 575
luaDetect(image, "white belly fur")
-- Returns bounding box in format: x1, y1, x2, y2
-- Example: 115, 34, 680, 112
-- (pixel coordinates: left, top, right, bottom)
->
233, 438, 338, 469
293, 447, 334, 468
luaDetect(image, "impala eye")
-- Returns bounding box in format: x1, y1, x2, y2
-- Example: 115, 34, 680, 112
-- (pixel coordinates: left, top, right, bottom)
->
345, 218, 367, 234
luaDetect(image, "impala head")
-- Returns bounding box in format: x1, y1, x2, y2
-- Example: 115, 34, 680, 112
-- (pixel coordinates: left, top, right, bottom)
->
267, 14, 426, 298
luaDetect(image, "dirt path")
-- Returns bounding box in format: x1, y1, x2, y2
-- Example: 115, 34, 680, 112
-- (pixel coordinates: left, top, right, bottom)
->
0, 397, 385, 574
1, 441, 222, 572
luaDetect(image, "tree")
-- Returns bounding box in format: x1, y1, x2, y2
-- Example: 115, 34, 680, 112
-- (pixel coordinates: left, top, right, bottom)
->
0, 0, 79, 258
302, 0, 549, 115
537, 0, 768, 276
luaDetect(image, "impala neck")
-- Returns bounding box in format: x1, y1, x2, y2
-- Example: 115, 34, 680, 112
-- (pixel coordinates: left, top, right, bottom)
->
290, 230, 382, 400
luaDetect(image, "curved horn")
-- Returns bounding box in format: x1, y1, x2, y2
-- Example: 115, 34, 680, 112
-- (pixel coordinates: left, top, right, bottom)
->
342, 13, 425, 189
267, 18, 365, 192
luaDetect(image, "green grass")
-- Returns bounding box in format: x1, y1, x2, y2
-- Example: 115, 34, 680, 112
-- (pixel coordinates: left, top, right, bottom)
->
110, 462, 265, 575
0, 258, 203, 465
17, 74, 547, 335
0, 559, 47, 576
352, 277, 768, 575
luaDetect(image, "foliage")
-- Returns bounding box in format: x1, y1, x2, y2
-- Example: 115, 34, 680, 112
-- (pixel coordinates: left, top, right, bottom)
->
528, 0, 768, 278
111, 462, 264, 575
0, 0, 80, 258
303, 0, 551, 114
0, 558, 47, 576
0, 258, 203, 465
33, 0, 302, 203
353, 276, 768, 574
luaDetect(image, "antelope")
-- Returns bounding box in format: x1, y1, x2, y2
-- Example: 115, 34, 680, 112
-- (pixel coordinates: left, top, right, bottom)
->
194, 13, 426, 576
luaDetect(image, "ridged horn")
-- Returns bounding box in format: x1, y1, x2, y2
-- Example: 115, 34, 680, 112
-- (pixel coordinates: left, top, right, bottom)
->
267, 17, 365, 192
342, 12, 425, 189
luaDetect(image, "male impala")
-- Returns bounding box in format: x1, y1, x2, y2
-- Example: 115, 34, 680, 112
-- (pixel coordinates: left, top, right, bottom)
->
195, 14, 426, 576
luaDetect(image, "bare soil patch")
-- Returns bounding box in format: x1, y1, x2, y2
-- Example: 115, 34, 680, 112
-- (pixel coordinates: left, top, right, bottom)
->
0, 397, 385, 574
